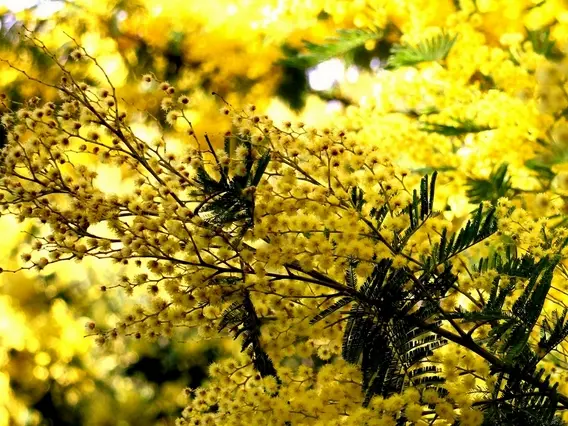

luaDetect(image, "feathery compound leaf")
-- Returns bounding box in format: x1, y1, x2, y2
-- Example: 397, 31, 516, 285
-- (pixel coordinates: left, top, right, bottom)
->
424, 205, 497, 269
252, 150, 271, 187
397, 172, 437, 250
363, 346, 400, 404
470, 256, 559, 365
485, 279, 516, 314
218, 301, 246, 330
386, 31, 458, 69
525, 158, 556, 181
359, 258, 393, 297
538, 308, 568, 358
310, 297, 353, 324
475, 246, 537, 278
194, 144, 270, 230
280, 29, 383, 69
195, 166, 225, 192
345, 258, 358, 288
526, 25, 564, 60
466, 163, 512, 205
511, 257, 558, 327
219, 292, 277, 378
500, 257, 560, 362
481, 368, 563, 426
350, 186, 366, 212
370, 204, 389, 226
419, 117, 493, 137
340, 259, 447, 405
420, 173, 431, 220
348, 316, 446, 406
342, 307, 374, 364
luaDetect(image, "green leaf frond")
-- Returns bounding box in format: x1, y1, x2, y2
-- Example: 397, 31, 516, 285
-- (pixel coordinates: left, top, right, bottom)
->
325, 258, 451, 405
423, 204, 498, 269
525, 158, 556, 181
455, 252, 560, 366
475, 245, 536, 278
279, 29, 383, 70
219, 291, 278, 379
394, 172, 437, 251
193, 139, 270, 232
419, 117, 494, 137
526, 25, 564, 61
466, 163, 513, 205
386, 31, 458, 69
481, 371, 562, 426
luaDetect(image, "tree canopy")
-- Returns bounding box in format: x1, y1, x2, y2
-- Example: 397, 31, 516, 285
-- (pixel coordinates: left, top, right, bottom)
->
5, 1, 568, 426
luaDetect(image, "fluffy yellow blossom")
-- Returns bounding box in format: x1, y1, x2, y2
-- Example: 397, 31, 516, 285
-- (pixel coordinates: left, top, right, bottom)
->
5, 2, 568, 424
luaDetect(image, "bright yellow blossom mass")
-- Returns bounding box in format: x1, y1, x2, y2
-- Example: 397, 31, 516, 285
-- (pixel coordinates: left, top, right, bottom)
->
5, 0, 568, 425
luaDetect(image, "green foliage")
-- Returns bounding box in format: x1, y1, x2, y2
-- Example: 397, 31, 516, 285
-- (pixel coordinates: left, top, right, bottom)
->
393, 172, 437, 251
276, 44, 310, 110
452, 249, 566, 423
419, 117, 493, 137
474, 246, 537, 278
193, 139, 270, 232
466, 163, 513, 205
526, 25, 564, 61
524, 136, 568, 188
311, 261, 436, 403
310, 297, 353, 325
481, 373, 562, 426
538, 308, 568, 359
310, 175, 511, 408
279, 29, 383, 69
413, 172, 436, 223
338, 259, 449, 405
310, 260, 358, 324
313, 173, 486, 406
350, 186, 367, 213
525, 158, 556, 181
386, 31, 458, 69
488, 256, 557, 363
219, 291, 278, 378
423, 204, 498, 268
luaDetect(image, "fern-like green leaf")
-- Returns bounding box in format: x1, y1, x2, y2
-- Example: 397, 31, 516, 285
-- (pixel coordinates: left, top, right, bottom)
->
219, 291, 278, 378
252, 151, 271, 187
419, 117, 493, 137
538, 308, 568, 358
395, 172, 437, 251
481, 369, 562, 426
345, 258, 358, 288
525, 158, 556, 181
462, 254, 559, 366
310, 297, 353, 325
424, 205, 498, 268
350, 186, 366, 213
280, 29, 383, 69
386, 31, 458, 69
193, 142, 270, 231
466, 163, 512, 205
339, 260, 447, 405
475, 246, 537, 279
502, 256, 559, 363
526, 26, 564, 61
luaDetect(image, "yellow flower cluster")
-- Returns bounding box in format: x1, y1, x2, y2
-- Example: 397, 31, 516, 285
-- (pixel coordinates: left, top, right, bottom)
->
7, 1, 568, 424
279, 0, 568, 225
4, 35, 568, 425
0, 214, 221, 425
